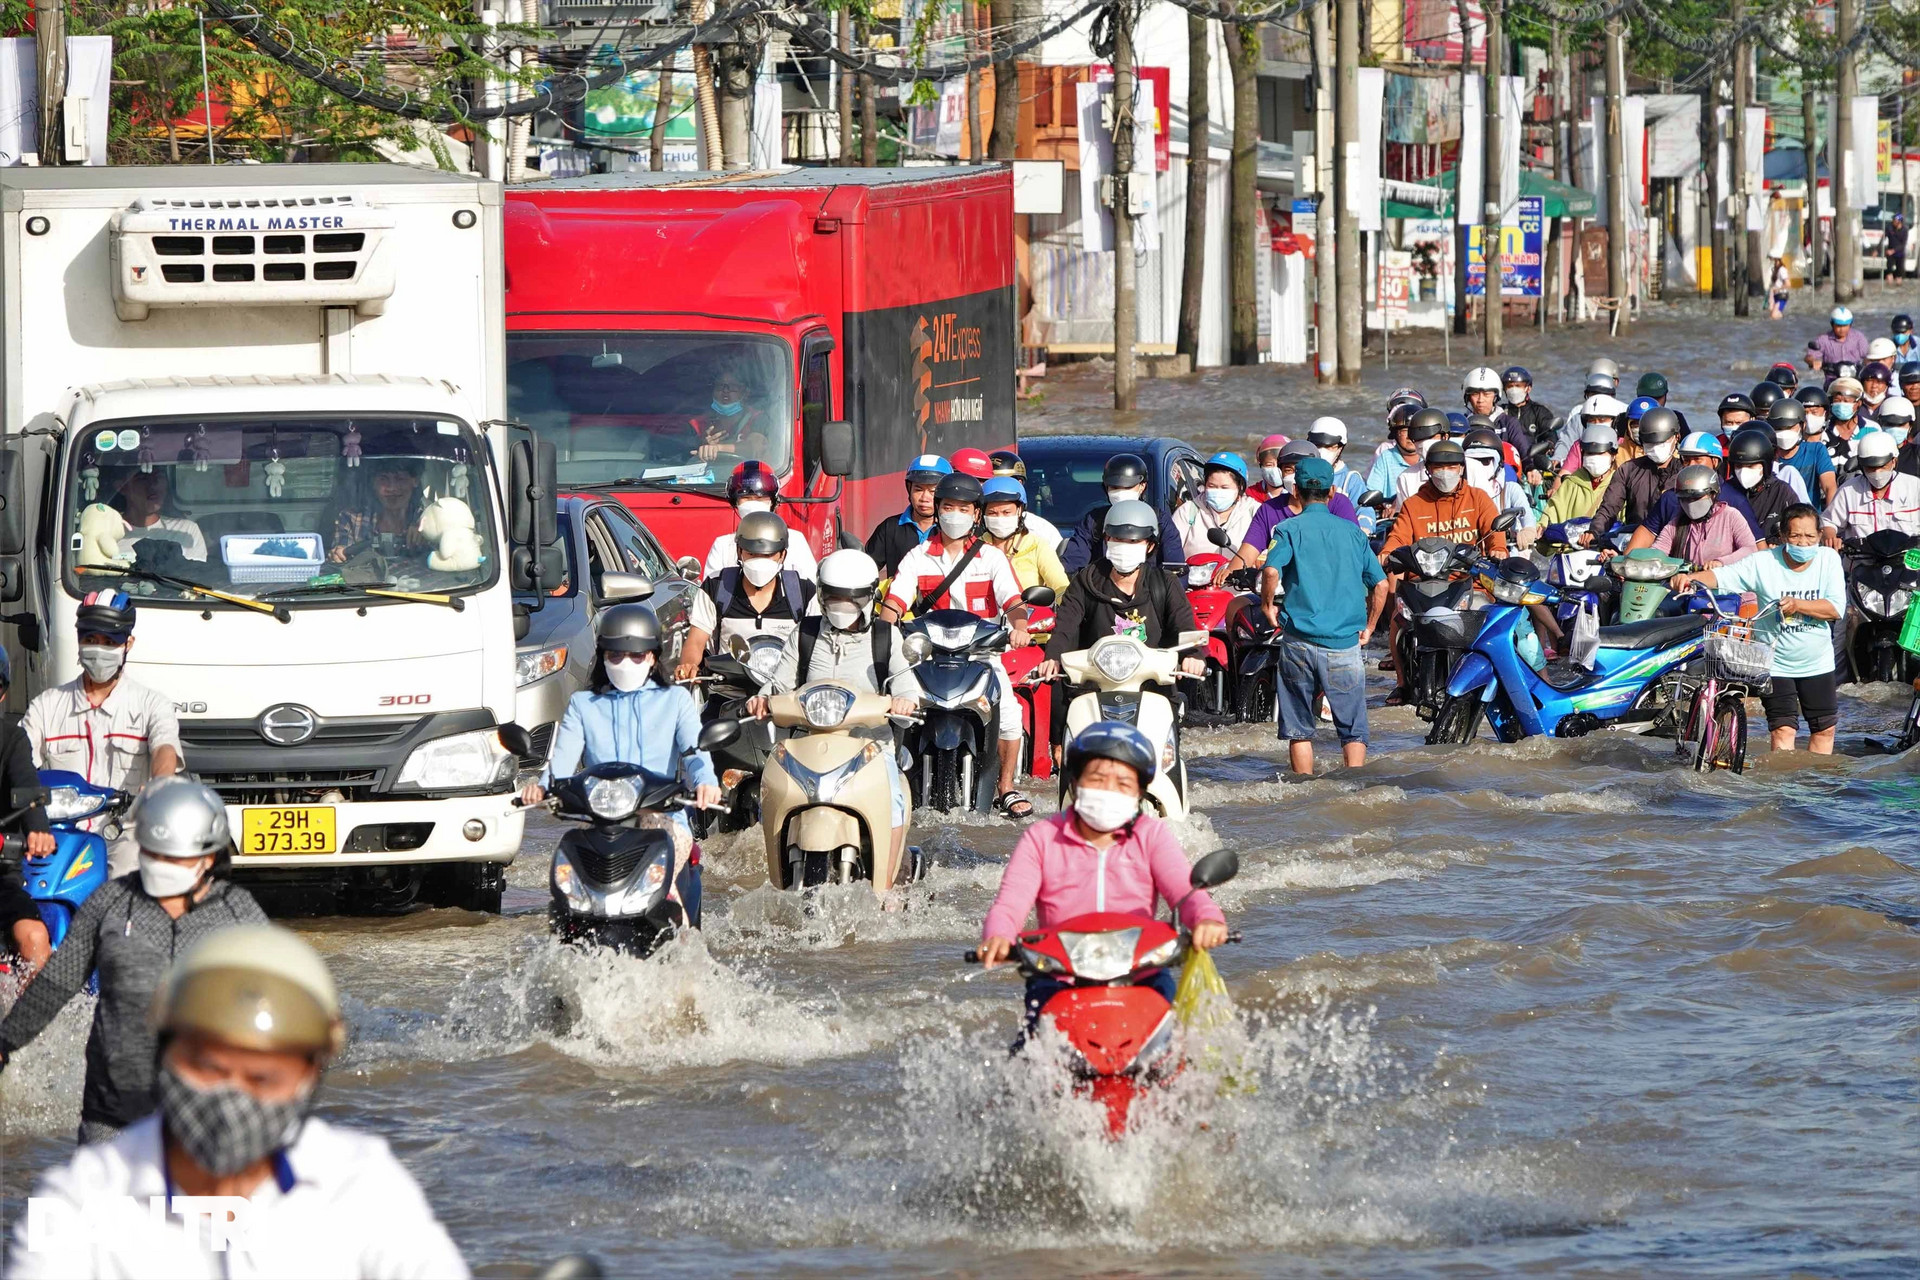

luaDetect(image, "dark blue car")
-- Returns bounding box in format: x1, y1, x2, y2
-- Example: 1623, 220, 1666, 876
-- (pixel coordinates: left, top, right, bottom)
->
1016, 434, 1208, 533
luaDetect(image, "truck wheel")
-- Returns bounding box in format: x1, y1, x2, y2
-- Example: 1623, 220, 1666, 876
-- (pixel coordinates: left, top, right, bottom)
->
1427, 696, 1484, 745
438, 863, 505, 914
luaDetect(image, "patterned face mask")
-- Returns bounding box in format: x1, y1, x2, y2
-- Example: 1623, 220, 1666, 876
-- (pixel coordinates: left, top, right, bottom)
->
157, 1061, 316, 1177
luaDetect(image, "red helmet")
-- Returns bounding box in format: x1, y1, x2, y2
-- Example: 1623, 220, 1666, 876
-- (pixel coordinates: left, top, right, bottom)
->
949, 447, 993, 480
727, 460, 779, 503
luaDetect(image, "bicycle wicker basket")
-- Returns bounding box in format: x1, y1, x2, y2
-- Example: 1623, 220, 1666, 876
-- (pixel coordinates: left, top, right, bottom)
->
1703, 624, 1773, 683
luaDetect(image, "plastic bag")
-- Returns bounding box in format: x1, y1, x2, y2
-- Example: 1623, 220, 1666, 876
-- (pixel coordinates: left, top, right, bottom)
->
1173, 946, 1234, 1031
1569, 596, 1601, 671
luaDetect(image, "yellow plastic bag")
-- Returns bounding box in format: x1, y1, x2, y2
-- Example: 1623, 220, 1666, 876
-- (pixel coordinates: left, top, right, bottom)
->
1173, 946, 1234, 1031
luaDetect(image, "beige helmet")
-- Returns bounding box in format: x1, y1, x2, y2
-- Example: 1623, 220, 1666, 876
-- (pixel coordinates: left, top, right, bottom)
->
151, 925, 344, 1059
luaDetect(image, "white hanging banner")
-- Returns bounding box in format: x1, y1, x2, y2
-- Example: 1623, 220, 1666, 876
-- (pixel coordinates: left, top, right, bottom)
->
1355, 66, 1385, 232
1712, 104, 1729, 231
1498, 74, 1525, 218
1849, 94, 1878, 208
1745, 105, 1768, 232
1623, 95, 1646, 209
1458, 76, 1484, 227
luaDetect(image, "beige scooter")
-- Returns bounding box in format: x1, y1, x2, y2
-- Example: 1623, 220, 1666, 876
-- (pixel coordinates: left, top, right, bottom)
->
760, 683, 923, 898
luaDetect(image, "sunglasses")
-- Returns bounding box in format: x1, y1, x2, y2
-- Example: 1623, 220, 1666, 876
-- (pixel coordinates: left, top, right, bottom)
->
605, 651, 651, 664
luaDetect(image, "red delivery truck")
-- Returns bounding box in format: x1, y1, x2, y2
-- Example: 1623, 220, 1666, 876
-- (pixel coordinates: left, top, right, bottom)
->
504, 167, 1016, 566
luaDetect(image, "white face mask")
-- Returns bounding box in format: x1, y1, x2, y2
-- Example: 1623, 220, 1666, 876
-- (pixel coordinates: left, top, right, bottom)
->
937, 511, 976, 540
1734, 464, 1764, 490
1644, 440, 1676, 466
735, 499, 772, 518
1504, 385, 1528, 406
1583, 453, 1613, 478
1203, 486, 1237, 512
1418, 437, 1438, 459
1104, 540, 1148, 573
1260, 465, 1286, 489
1073, 786, 1140, 833
1107, 486, 1145, 505
1429, 469, 1463, 494
1467, 457, 1499, 487
823, 600, 864, 630
605, 654, 654, 692
138, 852, 207, 899
1804, 411, 1827, 434
739, 556, 781, 588
1682, 495, 1714, 520
1316, 446, 1341, 464
1775, 429, 1801, 451
1864, 465, 1898, 490
983, 512, 1020, 539
78, 644, 125, 683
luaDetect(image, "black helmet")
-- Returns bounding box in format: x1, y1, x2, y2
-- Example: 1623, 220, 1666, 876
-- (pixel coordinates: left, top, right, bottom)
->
735, 510, 789, 556
934, 473, 984, 508
1793, 384, 1829, 409
596, 602, 662, 655
1064, 721, 1156, 790
1675, 463, 1721, 501
1425, 440, 1467, 469
1766, 397, 1806, 429
1502, 365, 1532, 386
1893, 314, 1913, 335
1766, 362, 1800, 389
1637, 407, 1683, 445
1901, 360, 1920, 387
1717, 393, 1757, 417
1407, 407, 1450, 441
1727, 426, 1777, 466
1462, 426, 1502, 453
1636, 371, 1670, 400
1749, 382, 1784, 412
1101, 454, 1148, 490
76, 589, 136, 643
988, 449, 1025, 481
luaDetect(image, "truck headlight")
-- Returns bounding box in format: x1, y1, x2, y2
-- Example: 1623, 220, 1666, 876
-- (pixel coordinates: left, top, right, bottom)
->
516, 645, 567, 687
393, 728, 517, 791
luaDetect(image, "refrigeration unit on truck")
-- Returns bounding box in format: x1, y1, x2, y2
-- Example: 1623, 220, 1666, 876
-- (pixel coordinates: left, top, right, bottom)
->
502, 167, 1018, 575
0, 165, 560, 913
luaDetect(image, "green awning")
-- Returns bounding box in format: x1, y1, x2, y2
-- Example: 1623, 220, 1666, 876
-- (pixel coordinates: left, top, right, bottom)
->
1384, 169, 1599, 220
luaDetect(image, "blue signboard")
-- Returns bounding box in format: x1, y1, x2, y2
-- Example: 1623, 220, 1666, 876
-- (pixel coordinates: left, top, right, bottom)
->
1465, 195, 1544, 297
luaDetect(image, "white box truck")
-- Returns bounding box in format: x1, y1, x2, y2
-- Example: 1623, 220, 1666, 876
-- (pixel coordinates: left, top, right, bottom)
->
0, 165, 560, 912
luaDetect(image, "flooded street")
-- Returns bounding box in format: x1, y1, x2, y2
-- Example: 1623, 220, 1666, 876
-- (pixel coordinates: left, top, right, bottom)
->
6, 292, 1919, 1276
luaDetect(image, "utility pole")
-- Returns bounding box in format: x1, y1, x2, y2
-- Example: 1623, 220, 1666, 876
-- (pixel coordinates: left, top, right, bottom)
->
1708, 72, 1726, 300
692, 0, 724, 167
1730, 21, 1750, 316
715, 42, 755, 170
34, 0, 65, 166
1176, 11, 1210, 362
1227, 11, 1259, 364
1604, 11, 1630, 324
1452, 0, 1471, 338
837, 7, 853, 165
1741, 43, 1765, 304
1482, 0, 1504, 357
988, 0, 1019, 158
1804, 77, 1822, 287
860, 18, 878, 166
964, 0, 982, 161
1311, 0, 1339, 379
1335, 0, 1362, 383
1112, 0, 1138, 410
1833, 0, 1858, 303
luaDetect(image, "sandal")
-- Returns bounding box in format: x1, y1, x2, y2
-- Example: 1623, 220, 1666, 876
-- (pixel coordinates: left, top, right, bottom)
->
995, 790, 1035, 820
1383, 686, 1413, 707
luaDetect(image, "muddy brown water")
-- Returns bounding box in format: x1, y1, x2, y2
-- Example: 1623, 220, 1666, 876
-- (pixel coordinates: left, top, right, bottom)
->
4, 291, 1918, 1276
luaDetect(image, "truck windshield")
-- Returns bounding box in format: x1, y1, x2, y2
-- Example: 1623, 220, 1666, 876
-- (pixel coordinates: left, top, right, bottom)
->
507, 333, 793, 489
62, 416, 499, 605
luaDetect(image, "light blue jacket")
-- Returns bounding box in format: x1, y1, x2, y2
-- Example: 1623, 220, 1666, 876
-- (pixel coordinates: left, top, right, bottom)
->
543, 681, 717, 830
1332, 463, 1377, 535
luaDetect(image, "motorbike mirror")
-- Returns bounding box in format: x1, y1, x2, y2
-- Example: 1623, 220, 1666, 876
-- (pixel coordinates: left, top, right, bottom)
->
900, 633, 932, 664
1188, 848, 1239, 891
1206, 526, 1233, 548
1358, 488, 1388, 508
1527, 439, 1558, 468
695, 718, 742, 753
496, 723, 535, 758
726, 633, 752, 659
598, 572, 653, 604
1020, 585, 1056, 608
1176, 629, 1209, 650
675, 555, 702, 580
1491, 511, 1520, 534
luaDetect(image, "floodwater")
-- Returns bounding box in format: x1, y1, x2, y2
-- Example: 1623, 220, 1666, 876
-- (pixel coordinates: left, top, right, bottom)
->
4, 288, 1919, 1277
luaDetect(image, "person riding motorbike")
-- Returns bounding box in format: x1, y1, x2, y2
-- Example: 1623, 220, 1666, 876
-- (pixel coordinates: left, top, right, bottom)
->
1751, 381, 1786, 415
1589, 406, 1685, 535
1723, 426, 1803, 538
1621, 433, 1763, 551
950, 446, 994, 480
677, 510, 817, 681
1462, 365, 1502, 425
703, 461, 819, 581
1635, 372, 1687, 429
1861, 362, 1893, 417
1463, 427, 1535, 547
0, 777, 266, 1144
0, 647, 55, 972
1543, 422, 1620, 525
10, 925, 467, 1278
1899, 360, 1920, 406
1171, 451, 1262, 558
1642, 463, 1758, 570
1367, 405, 1439, 500
976, 722, 1228, 1027
866, 453, 951, 577
880, 472, 1034, 819
1497, 365, 1555, 463
1807, 303, 1869, 376
1718, 392, 1757, 433
989, 450, 1064, 547
1821, 428, 1920, 546
1769, 397, 1839, 505
1059, 454, 1186, 574
22, 591, 182, 877
1250, 433, 1292, 502
749, 548, 917, 864
1893, 314, 1917, 361
1557, 393, 1630, 472
1305, 417, 1380, 535
981, 476, 1069, 593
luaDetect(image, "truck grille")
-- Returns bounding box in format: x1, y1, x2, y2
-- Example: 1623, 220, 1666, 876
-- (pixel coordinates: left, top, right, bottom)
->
180, 716, 425, 750
201, 771, 381, 805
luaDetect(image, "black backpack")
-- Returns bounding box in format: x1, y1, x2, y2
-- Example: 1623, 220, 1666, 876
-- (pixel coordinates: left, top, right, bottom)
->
795, 615, 894, 690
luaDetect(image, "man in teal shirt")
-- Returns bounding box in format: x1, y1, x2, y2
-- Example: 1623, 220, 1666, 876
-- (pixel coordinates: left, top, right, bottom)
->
1261, 458, 1389, 775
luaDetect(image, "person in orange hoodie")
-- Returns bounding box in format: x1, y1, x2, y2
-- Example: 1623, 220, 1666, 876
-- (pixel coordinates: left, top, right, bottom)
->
1377, 440, 1508, 704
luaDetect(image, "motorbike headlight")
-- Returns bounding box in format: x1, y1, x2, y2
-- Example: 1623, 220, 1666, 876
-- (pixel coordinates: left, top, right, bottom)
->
1187, 564, 1215, 588
516, 644, 568, 687
393, 728, 517, 791
43, 786, 103, 822
746, 639, 785, 685
1091, 638, 1143, 683
1891, 588, 1913, 615
1137, 936, 1181, 969
1488, 578, 1530, 605
1414, 547, 1449, 577
800, 685, 856, 729
1858, 585, 1886, 614
1059, 927, 1142, 982
552, 855, 592, 910
585, 776, 641, 821
927, 621, 979, 649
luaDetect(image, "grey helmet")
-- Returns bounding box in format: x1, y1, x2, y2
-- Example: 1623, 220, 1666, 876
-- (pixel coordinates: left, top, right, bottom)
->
133, 776, 232, 858
1103, 499, 1160, 543
1675, 464, 1721, 501
735, 510, 790, 557
596, 602, 662, 655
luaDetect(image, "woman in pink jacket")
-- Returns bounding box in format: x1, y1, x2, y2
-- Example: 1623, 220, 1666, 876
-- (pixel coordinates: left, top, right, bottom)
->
1652, 465, 1759, 570
979, 723, 1229, 1023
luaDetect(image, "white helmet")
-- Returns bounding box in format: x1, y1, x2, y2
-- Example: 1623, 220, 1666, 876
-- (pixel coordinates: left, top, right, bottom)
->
1463, 366, 1501, 394
1875, 396, 1915, 425
1588, 357, 1619, 380
1306, 416, 1348, 446
1867, 337, 1897, 362
1582, 393, 1628, 422
817, 548, 881, 606
1854, 429, 1900, 466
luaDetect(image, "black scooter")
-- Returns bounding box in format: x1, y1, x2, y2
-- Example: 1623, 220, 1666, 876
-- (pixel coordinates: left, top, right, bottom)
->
692, 634, 783, 832
1388, 513, 1517, 720
1843, 530, 1920, 684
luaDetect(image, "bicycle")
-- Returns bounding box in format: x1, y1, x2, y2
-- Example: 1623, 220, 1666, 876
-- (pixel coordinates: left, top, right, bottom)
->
1680, 598, 1780, 774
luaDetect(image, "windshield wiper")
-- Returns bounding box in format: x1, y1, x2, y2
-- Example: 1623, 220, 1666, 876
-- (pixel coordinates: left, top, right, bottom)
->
564, 477, 730, 501
77, 564, 290, 623
259, 581, 465, 611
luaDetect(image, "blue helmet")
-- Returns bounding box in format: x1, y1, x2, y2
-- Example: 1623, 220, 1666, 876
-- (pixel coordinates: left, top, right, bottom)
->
1065, 721, 1156, 788
1203, 451, 1248, 485
1626, 395, 1659, 422
905, 453, 953, 488
981, 476, 1027, 505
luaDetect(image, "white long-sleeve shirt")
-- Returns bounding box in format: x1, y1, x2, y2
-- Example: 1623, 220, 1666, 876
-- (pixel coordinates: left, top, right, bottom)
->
1822, 472, 1920, 539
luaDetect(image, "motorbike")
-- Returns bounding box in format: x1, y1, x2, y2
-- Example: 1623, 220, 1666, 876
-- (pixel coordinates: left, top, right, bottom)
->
1538, 518, 1619, 633
691, 633, 784, 833
1387, 513, 1518, 721
964, 848, 1241, 1138
1841, 530, 1920, 684
1002, 602, 1056, 780
899, 586, 1054, 814
1, 771, 124, 952
1055, 629, 1209, 820
542, 719, 740, 957
759, 682, 923, 896
1427, 557, 1714, 744
1182, 532, 1244, 722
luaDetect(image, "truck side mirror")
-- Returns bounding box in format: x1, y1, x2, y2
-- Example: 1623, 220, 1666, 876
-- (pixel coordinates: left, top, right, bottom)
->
510, 438, 561, 592
0, 453, 23, 556
821, 420, 855, 478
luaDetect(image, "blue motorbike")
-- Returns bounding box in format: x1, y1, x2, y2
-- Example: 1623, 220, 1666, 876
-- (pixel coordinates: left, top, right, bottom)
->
8, 771, 125, 948
1426, 557, 1710, 744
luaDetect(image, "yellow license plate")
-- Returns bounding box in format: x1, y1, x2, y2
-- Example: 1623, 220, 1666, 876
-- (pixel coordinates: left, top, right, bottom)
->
240, 807, 337, 855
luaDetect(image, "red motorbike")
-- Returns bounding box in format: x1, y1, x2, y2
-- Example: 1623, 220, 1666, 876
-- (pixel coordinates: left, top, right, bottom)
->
966, 849, 1240, 1137
1002, 604, 1056, 779
1186, 528, 1271, 724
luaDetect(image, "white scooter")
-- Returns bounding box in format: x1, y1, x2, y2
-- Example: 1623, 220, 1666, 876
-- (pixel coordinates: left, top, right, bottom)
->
1056, 630, 1209, 820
